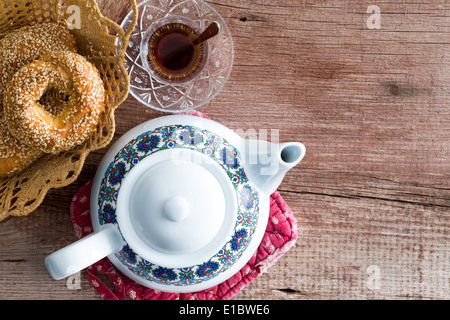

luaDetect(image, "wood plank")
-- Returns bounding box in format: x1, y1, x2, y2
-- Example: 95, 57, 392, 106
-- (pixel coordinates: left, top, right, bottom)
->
0, 0, 448, 300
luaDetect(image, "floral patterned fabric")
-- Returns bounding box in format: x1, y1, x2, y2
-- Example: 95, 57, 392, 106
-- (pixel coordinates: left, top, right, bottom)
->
69, 112, 298, 300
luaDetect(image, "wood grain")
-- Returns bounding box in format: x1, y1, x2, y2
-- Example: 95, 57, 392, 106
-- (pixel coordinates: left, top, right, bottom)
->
0, 0, 449, 300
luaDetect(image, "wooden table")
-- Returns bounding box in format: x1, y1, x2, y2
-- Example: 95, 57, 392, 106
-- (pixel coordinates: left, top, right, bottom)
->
0, 0, 448, 300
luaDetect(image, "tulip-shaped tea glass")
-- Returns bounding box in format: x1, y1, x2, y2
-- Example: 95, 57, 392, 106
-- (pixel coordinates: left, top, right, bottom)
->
120, 0, 233, 112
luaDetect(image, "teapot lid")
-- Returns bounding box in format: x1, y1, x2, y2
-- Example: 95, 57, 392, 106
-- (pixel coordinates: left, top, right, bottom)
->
91, 115, 269, 292
117, 148, 237, 268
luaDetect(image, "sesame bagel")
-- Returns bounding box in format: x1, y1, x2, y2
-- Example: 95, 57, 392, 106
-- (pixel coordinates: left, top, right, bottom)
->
0, 22, 76, 177
0, 23, 77, 110
4, 51, 105, 154
0, 116, 43, 178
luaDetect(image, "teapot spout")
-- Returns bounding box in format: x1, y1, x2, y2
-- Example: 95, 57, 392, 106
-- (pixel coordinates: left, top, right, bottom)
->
279, 142, 306, 167
243, 141, 305, 195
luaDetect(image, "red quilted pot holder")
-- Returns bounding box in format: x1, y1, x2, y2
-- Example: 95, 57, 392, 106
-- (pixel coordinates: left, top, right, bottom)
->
69, 112, 298, 300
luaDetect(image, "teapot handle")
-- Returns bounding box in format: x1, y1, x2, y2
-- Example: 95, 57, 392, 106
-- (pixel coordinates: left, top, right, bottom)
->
45, 225, 124, 280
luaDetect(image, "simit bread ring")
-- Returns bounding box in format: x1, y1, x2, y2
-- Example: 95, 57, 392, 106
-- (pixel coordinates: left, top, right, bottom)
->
0, 89, 72, 177
4, 51, 105, 154
0, 23, 76, 177
0, 22, 77, 110
0, 116, 43, 178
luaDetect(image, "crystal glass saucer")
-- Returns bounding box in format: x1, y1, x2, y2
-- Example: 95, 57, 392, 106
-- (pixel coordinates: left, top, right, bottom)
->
120, 0, 234, 112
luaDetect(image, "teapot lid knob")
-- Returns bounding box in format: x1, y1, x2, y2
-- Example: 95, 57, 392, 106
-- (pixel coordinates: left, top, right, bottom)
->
163, 196, 189, 222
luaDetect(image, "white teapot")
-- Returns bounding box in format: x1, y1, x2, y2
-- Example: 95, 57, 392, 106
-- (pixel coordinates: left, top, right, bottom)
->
45, 115, 305, 292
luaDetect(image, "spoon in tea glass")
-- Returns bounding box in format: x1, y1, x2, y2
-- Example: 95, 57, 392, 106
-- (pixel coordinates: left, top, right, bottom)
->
154, 22, 221, 67
193, 22, 221, 45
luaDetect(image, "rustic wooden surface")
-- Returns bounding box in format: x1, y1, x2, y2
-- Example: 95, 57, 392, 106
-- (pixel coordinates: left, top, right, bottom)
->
0, 0, 449, 300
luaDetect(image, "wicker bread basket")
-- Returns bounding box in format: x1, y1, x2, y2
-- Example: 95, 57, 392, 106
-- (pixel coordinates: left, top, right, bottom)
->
0, 0, 138, 221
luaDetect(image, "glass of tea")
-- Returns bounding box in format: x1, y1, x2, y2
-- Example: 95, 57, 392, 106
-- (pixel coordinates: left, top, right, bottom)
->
140, 16, 209, 85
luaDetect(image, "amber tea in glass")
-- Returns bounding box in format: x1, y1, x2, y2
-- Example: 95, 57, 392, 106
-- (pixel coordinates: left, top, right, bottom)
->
144, 19, 207, 84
